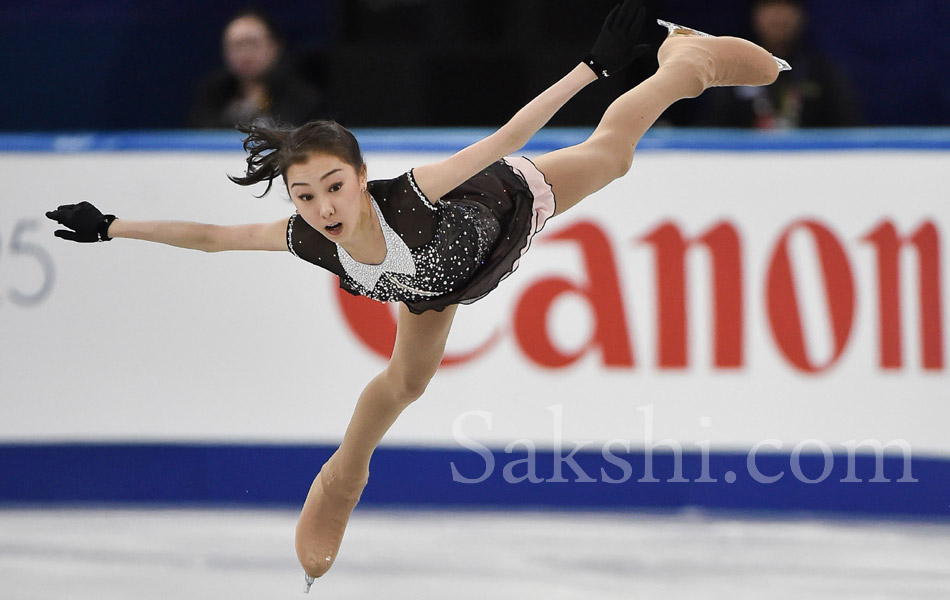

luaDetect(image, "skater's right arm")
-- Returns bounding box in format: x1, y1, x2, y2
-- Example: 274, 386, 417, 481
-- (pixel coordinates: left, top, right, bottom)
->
108, 218, 289, 252
46, 201, 289, 253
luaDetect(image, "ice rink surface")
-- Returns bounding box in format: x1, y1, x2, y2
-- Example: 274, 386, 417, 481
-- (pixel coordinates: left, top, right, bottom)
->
1, 508, 949, 599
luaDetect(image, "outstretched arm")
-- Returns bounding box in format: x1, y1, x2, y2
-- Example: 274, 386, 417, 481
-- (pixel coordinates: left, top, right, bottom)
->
411, 0, 648, 202
108, 218, 289, 252
411, 64, 598, 201
46, 201, 289, 252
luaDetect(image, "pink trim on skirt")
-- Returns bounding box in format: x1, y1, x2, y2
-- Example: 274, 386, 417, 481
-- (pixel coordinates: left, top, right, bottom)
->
502, 156, 556, 274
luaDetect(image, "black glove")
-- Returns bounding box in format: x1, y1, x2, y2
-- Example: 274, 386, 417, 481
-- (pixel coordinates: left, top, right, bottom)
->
45, 201, 117, 242
583, 0, 650, 78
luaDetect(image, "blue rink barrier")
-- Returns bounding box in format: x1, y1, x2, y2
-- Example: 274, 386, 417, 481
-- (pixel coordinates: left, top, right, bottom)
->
1, 128, 949, 154
1, 443, 948, 519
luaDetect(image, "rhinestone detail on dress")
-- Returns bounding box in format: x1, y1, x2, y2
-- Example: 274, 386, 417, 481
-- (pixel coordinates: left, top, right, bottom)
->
287, 214, 299, 257
336, 198, 416, 292
407, 169, 439, 211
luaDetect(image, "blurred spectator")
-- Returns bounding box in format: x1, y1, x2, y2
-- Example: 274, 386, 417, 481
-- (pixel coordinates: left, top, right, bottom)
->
189, 9, 327, 129
699, 0, 863, 128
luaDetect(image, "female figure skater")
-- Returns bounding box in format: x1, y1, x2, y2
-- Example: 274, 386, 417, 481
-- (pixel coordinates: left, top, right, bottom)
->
46, 1, 784, 587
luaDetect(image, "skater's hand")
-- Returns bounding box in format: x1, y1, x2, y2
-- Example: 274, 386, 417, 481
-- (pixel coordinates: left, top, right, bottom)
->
46, 201, 117, 242
584, 0, 650, 78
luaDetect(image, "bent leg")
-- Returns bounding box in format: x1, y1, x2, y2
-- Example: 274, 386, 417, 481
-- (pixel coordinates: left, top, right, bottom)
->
535, 33, 778, 216
295, 303, 458, 579
534, 70, 693, 216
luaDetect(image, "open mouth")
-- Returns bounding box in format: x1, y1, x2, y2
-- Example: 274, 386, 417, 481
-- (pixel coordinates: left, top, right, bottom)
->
325, 222, 343, 235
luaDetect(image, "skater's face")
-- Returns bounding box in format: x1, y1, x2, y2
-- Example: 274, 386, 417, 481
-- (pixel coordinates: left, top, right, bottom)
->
286, 152, 369, 244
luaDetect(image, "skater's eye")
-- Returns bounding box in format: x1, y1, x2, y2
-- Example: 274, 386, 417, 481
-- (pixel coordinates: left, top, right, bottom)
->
328, 182, 343, 193
298, 193, 314, 202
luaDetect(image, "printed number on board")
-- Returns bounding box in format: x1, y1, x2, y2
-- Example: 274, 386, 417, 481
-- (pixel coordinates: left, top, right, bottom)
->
1, 219, 55, 307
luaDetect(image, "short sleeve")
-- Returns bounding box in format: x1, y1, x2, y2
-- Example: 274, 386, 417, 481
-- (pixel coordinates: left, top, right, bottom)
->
370, 172, 440, 249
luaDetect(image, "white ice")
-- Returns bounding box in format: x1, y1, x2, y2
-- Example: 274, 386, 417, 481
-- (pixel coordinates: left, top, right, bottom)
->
1, 508, 948, 599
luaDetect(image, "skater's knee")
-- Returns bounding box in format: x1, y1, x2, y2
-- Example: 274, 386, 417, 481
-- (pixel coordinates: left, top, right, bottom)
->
386, 364, 436, 404
592, 137, 635, 181
611, 146, 635, 179
398, 371, 434, 402
586, 134, 635, 181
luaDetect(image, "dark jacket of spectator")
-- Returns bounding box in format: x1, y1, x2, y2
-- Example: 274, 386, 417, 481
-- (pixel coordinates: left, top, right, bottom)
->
699, 47, 863, 128
189, 63, 326, 129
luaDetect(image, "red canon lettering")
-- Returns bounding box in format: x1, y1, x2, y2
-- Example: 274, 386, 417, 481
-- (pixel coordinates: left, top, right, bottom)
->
863, 221, 944, 369
337, 217, 944, 375
513, 221, 634, 368
640, 221, 743, 369
766, 220, 855, 373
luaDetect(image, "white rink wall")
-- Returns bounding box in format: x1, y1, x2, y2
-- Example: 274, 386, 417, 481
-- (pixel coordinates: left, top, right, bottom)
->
1, 130, 949, 516
2, 133, 947, 454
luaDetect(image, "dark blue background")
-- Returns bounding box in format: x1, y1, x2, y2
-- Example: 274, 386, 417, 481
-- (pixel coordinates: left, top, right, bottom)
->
1, 0, 947, 130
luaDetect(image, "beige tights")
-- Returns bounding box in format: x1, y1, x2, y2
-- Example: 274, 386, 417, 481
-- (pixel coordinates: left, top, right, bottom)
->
293, 31, 781, 584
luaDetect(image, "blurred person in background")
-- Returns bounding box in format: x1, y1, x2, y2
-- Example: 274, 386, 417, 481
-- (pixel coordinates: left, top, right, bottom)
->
189, 9, 328, 129
699, 0, 862, 128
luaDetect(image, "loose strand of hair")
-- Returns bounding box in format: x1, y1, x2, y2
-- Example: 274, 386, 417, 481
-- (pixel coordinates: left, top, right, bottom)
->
227, 121, 292, 197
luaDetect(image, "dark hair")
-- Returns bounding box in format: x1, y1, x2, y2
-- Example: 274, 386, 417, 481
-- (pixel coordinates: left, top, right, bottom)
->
229, 120, 364, 197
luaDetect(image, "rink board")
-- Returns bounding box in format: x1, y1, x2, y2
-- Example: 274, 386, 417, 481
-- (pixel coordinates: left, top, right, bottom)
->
1, 442, 949, 518
1, 129, 948, 516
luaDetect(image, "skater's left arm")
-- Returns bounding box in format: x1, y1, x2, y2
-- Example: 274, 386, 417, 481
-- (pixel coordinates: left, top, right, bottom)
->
411, 64, 597, 202
411, 0, 648, 202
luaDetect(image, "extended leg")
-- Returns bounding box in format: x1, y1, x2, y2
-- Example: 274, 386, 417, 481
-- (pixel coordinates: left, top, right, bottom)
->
295, 303, 459, 579
535, 32, 779, 216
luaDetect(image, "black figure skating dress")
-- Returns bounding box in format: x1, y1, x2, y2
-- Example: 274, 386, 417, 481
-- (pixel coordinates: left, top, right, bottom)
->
286, 156, 556, 314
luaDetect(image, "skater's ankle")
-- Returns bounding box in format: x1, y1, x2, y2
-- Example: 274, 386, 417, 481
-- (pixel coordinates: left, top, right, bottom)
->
656, 55, 711, 99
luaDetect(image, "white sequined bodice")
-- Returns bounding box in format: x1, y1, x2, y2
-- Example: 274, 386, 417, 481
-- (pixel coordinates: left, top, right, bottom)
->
336, 198, 417, 292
